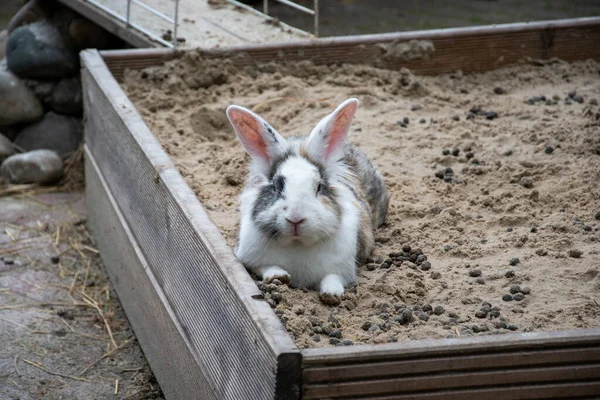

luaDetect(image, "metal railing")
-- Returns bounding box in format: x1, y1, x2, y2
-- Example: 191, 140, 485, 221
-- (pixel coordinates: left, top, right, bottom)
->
263, 0, 319, 36
87, 0, 180, 48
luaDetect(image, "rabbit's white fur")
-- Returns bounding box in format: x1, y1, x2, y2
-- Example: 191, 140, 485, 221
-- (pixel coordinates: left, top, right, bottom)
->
227, 98, 386, 304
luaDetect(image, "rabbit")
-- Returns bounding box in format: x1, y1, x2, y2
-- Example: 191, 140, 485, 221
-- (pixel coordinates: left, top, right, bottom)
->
226, 98, 389, 305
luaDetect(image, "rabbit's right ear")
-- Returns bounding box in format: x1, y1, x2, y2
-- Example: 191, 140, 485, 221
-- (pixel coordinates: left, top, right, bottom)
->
226, 106, 286, 163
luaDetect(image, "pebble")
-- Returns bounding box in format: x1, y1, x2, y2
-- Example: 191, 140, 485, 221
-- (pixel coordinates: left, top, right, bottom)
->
513, 293, 525, 301
507, 227, 513, 232
493, 87, 505, 95
14, 112, 83, 156
367, 325, 379, 333
1, 150, 63, 184
475, 310, 487, 319
520, 177, 534, 188
442, 149, 451, 156
544, 145, 554, 154
271, 279, 283, 286
0, 69, 43, 125
329, 329, 342, 339
433, 306, 445, 316
569, 249, 582, 258
270, 292, 282, 303
595, 211, 600, 221
419, 118, 426, 124
489, 309, 501, 318
452, 148, 460, 156
485, 110, 498, 120
50, 255, 60, 264
503, 149, 513, 156
451, 115, 460, 121
312, 335, 320, 342
509, 258, 520, 266
502, 294, 513, 302
387, 336, 398, 343
329, 338, 340, 345
422, 304, 433, 313
465, 151, 474, 159
475, 277, 485, 285
468, 269, 482, 277
572, 94, 584, 103
340, 339, 353, 346
410, 103, 422, 111
507, 324, 518, 331
4, 258, 14, 265
361, 321, 372, 331
395, 309, 414, 324
365, 263, 379, 271
416, 311, 429, 322
293, 306, 304, 315
431, 271, 442, 279
312, 326, 323, 334
509, 285, 521, 294
530, 227, 537, 233
402, 244, 411, 253
536, 249, 548, 256
403, 117, 409, 124
521, 286, 531, 295
466, 112, 475, 120
590, 98, 598, 106
420, 261, 431, 271
6, 21, 79, 79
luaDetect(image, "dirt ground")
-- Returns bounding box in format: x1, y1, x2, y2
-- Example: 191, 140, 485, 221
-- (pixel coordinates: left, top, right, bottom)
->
0, 191, 163, 399
122, 54, 600, 349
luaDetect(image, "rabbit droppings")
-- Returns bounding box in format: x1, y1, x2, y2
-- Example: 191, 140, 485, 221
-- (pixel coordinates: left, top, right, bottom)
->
226, 98, 389, 305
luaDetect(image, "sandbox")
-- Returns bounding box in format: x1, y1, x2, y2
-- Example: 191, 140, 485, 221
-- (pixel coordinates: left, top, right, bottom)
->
83, 17, 600, 400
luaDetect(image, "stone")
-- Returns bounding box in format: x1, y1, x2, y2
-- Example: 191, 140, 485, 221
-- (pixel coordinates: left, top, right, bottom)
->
1, 149, 63, 184
8, 0, 53, 33
0, 30, 7, 59
0, 69, 43, 125
0, 133, 16, 162
68, 17, 111, 50
23, 78, 56, 106
14, 112, 82, 157
48, 78, 82, 115
6, 21, 79, 79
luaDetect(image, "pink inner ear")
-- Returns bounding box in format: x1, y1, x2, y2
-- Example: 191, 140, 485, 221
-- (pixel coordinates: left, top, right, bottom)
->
229, 109, 268, 161
325, 101, 357, 159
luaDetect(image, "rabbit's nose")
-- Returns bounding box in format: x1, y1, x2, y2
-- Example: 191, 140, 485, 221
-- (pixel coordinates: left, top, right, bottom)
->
286, 217, 306, 226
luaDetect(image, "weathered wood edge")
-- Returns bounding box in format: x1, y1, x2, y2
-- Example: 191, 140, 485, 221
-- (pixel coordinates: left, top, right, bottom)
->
81, 49, 301, 398
302, 328, 600, 364
56, 0, 159, 48
84, 145, 219, 399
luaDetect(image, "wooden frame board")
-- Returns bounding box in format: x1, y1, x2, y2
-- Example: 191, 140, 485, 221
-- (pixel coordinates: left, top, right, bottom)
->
82, 17, 600, 400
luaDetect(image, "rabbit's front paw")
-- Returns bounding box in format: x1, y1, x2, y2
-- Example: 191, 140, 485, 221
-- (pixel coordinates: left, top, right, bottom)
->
260, 266, 291, 285
319, 274, 344, 306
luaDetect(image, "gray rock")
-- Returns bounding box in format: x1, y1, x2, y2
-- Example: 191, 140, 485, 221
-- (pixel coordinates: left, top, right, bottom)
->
0, 30, 7, 59
14, 112, 82, 157
0, 68, 43, 125
8, 0, 53, 33
23, 78, 57, 106
49, 78, 82, 115
6, 21, 79, 79
1, 149, 63, 184
0, 134, 16, 162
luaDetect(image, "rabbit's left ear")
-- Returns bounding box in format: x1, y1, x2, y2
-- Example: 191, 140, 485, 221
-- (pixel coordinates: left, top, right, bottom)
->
226, 105, 287, 164
306, 98, 358, 163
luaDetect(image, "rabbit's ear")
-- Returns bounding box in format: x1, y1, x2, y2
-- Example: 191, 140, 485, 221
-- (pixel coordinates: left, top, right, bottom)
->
226, 105, 286, 163
306, 98, 358, 163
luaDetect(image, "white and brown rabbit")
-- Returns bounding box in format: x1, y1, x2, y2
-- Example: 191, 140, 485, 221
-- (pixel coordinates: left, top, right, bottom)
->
226, 98, 389, 305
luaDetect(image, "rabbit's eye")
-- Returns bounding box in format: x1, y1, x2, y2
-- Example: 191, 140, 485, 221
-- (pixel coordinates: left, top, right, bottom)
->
317, 182, 325, 195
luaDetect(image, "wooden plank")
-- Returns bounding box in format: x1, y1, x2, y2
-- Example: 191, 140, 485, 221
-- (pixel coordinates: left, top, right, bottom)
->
303, 346, 600, 383
85, 146, 218, 400
57, 0, 159, 48
101, 17, 600, 80
303, 363, 600, 398
81, 49, 301, 400
365, 381, 600, 400
302, 329, 600, 365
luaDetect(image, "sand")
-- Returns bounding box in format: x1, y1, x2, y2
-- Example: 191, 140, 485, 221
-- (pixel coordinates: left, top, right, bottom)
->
121, 52, 600, 349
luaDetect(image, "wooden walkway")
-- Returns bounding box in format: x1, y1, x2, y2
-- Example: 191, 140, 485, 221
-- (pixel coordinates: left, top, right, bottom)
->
57, 0, 310, 48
